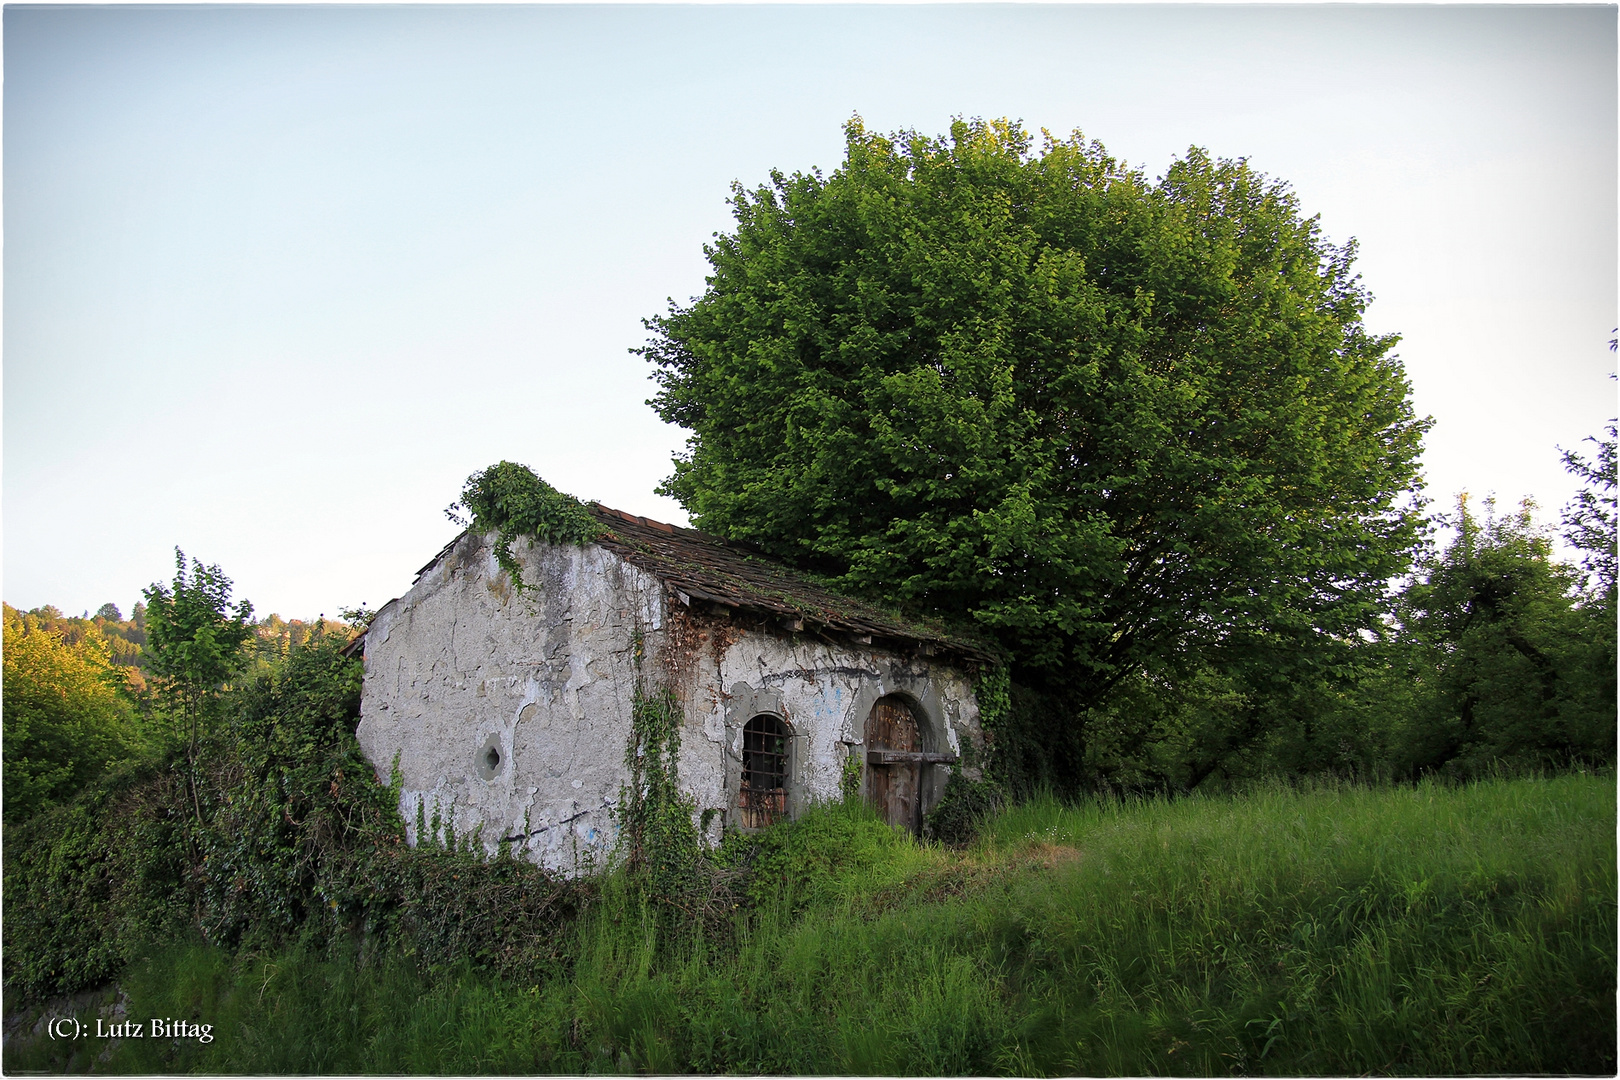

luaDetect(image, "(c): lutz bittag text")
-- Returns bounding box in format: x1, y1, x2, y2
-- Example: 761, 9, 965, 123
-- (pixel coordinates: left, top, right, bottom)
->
46, 1017, 214, 1043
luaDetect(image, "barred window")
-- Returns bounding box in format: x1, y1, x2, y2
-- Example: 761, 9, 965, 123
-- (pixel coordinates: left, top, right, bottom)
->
738, 714, 789, 828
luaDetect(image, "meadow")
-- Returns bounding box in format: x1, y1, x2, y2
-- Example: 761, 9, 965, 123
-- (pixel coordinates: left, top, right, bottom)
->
8, 771, 1613, 1075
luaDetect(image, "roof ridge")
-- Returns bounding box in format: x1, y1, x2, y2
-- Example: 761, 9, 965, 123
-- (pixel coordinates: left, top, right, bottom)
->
375, 506, 997, 665
587, 506, 997, 663
593, 503, 681, 533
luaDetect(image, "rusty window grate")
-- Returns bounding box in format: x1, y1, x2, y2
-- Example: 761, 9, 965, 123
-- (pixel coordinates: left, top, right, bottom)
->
739, 714, 789, 828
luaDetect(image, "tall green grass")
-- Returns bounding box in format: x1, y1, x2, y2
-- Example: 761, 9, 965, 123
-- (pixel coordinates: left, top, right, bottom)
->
8, 773, 1612, 1074
974, 773, 1615, 1073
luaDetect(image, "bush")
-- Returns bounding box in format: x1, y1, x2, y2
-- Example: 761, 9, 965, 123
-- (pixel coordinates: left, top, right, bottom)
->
925, 772, 1005, 847
720, 797, 932, 912
3, 635, 589, 1005
2, 757, 193, 1000
1394, 497, 1617, 778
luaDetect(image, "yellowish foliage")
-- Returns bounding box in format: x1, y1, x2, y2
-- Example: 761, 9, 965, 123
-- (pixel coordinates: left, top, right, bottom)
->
3, 604, 136, 821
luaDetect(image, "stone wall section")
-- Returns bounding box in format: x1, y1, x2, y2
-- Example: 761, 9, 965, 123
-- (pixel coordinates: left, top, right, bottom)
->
660, 607, 984, 841
357, 531, 666, 873
357, 531, 984, 871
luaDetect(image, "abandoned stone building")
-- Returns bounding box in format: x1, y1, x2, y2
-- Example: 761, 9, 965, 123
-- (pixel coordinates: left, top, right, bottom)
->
352, 504, 992, 872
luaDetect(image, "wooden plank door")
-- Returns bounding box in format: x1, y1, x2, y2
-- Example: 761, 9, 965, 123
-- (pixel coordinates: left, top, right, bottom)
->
865, 695, 920, 834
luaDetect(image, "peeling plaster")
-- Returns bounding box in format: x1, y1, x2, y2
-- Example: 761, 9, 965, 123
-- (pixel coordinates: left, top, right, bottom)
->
357, 531, 982, 873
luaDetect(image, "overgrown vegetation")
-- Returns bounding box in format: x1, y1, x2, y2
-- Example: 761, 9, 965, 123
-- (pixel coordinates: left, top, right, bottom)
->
8, 776, 1612, 1075
4, 444, 1612, 1074
610, 673, 746, 939
4, 509, 1615, 1074
4, 118, 1615, 1077
446, 460, 602, 591
2, 634, 587, 1007
2, 589, 353, 826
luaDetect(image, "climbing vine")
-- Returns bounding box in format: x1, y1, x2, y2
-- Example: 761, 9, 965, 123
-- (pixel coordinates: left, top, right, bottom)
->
840, 748, 862, 801
923, 666, 1011, 846
615, 684, 700, 895
973, 666, 1012, 780
446, 461, 601, 593
611, 625, 748, 938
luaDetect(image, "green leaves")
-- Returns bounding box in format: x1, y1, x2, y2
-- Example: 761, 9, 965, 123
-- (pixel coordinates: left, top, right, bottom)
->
615, 685, 701, 906
448, 462, 600, 593
1561, 419, 1617, 605
642, 118, 1429, 702
1395, 495, 1615, 775
1, 606, 137, 823
2, 633, 587, 1003
142, 550, 255, 752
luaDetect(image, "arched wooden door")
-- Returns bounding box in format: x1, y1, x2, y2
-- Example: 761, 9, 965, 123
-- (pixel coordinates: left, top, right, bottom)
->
865, 695, 921, 833
866, 695, 959, 834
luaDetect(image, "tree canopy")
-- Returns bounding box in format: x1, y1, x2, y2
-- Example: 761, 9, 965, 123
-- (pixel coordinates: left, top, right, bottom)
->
2, 605, 136, 822
143, 549, 255, 756
643, 118, 1429, 698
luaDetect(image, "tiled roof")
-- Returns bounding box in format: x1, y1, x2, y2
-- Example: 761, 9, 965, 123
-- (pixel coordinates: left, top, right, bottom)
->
588, 506, 997, 664
351, 506, 997, 665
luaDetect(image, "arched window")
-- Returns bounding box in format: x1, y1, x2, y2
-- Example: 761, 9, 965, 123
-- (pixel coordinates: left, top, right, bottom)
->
739, 714, 790, 828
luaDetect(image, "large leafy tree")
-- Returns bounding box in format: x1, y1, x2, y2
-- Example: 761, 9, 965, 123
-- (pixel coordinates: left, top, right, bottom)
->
644, 118, 1428, 700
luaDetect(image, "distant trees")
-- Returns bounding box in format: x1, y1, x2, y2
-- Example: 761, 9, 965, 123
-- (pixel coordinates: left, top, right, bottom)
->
1561, 420, 1617, 606
2, 605, 136, 823
21, 603, 150, 676
1394, 496, 1614, 776
2, 560, 362, 826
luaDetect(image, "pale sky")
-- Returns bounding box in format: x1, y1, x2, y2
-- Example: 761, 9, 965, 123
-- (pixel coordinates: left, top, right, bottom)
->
5, 4, 1616, 620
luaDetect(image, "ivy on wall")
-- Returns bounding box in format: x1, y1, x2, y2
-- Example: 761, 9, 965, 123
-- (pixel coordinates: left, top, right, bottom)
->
973, 667, 1012, 775
616, 684, 700, 895
446, 462, 601, 593
923, 666, 1011, 846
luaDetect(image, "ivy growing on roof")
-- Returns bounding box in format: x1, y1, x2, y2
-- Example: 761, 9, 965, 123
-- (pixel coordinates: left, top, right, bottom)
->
447, 462, 601, 593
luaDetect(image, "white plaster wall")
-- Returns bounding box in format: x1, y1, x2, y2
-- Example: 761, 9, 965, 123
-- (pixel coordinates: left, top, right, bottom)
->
356, 532, 664, 872
357, 531, 984, 869
676, 626, 983, 833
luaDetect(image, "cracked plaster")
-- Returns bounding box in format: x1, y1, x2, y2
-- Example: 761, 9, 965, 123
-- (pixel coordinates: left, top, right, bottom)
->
356, 531, 982, 873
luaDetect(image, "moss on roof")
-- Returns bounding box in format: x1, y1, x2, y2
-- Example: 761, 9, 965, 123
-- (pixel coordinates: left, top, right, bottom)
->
589, 506, 998, 665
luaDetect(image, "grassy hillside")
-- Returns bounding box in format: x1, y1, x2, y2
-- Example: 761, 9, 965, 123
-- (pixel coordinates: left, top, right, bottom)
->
8, 771, 1612, 1075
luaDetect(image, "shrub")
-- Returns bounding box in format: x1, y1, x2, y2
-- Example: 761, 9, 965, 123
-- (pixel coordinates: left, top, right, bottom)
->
3, 635, 589, 1004
924, 772, 1005, 847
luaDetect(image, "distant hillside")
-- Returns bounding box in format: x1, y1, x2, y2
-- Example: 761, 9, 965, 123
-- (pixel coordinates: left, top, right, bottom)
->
7, 603, 354, 688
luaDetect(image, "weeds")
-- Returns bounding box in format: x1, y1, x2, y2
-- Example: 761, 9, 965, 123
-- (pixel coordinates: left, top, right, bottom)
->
8, 774, 1612, 1075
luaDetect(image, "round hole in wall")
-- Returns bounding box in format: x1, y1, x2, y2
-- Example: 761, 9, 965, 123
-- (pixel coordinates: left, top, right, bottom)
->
477, 733, 505, 781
